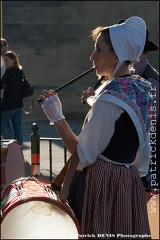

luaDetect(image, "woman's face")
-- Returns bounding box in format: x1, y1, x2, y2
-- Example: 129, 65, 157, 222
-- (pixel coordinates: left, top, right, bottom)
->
90, 33, 118, 78
4, 56, 15, 68
1, 41, 9, 55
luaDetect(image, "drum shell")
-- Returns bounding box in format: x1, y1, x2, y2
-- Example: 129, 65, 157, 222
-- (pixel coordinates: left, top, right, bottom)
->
1, 177, 81, 239
1, 139, 25, 191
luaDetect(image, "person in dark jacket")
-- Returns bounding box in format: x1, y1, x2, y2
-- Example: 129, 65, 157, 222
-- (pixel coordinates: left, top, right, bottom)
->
133, 29, 159, 189
1, 38, 9, 104
1, 51, 25, 146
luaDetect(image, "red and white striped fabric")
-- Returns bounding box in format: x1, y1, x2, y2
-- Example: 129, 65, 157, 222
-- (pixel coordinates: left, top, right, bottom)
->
81, 159, 151, 238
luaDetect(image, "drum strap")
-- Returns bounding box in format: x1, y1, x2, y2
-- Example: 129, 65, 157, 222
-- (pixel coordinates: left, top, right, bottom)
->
55, 149, 80, 203
51, 158, 71, 191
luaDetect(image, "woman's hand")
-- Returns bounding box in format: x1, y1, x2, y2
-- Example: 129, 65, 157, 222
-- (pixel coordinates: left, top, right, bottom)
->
39, 89, 65, 125
81, 87, 95, 104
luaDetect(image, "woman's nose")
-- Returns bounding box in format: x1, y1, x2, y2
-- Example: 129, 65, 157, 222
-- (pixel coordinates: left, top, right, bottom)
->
90, 51, 95, 61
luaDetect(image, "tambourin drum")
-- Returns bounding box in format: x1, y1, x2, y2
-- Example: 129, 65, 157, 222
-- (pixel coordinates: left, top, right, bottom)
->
1, 139, 25, 191
145, 189, 159, 239
1, 176, 81, 239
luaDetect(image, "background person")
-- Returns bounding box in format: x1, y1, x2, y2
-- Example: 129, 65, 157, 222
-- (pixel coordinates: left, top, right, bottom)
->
1, 51, 25, 146
1, 38, 9, 77
133, 27, 159, 189
39, 16, 152, 237
118, 19, 159, 189
1, 38, 9, 103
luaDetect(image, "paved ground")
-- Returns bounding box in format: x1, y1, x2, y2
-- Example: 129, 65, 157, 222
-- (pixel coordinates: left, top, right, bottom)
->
22, 117, 83, 183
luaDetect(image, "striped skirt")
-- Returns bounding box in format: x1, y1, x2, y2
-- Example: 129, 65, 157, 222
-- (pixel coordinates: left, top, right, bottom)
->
80, 160, 151, 239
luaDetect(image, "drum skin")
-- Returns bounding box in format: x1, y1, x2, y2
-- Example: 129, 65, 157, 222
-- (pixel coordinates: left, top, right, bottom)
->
1, 177, 81, 239
1, 139, 25, 191
145, 189, 159, 239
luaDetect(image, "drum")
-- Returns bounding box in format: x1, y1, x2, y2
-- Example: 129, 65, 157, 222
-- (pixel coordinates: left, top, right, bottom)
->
1, 176, 81, 239
146, 189, 159, 239
1, 139, 25, 191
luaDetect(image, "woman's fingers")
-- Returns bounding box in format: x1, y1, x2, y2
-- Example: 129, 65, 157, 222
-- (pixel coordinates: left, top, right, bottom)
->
38, 89, 56, 103
81, 87, 95, 102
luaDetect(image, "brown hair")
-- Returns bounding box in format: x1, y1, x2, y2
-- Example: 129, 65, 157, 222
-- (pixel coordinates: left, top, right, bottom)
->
90, 26, 131, 65
90, 26, 114, 52
4, 51, 22, 69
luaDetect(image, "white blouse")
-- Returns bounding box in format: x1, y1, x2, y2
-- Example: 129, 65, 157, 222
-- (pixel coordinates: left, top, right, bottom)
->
77, 96, 151, 177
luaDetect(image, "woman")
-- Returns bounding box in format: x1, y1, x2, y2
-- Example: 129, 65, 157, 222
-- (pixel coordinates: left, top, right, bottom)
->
39, 17, 152, 237
1, 51, 24, 146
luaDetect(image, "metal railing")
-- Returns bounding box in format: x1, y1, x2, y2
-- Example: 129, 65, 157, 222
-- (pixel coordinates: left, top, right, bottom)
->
40, 137, 67, 182
31, 123, 67, 182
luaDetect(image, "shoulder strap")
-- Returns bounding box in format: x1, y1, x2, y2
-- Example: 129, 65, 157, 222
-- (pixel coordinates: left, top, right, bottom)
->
23, 95, 35, 115
21, 69, 25, 79
21, 70, 34, 114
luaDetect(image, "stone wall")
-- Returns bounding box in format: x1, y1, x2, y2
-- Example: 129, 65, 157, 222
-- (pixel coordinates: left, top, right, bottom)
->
2, 1, 159, 120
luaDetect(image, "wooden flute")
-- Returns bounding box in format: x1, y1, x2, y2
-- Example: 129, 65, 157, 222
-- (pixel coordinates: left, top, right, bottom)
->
37, 66, 97, 103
